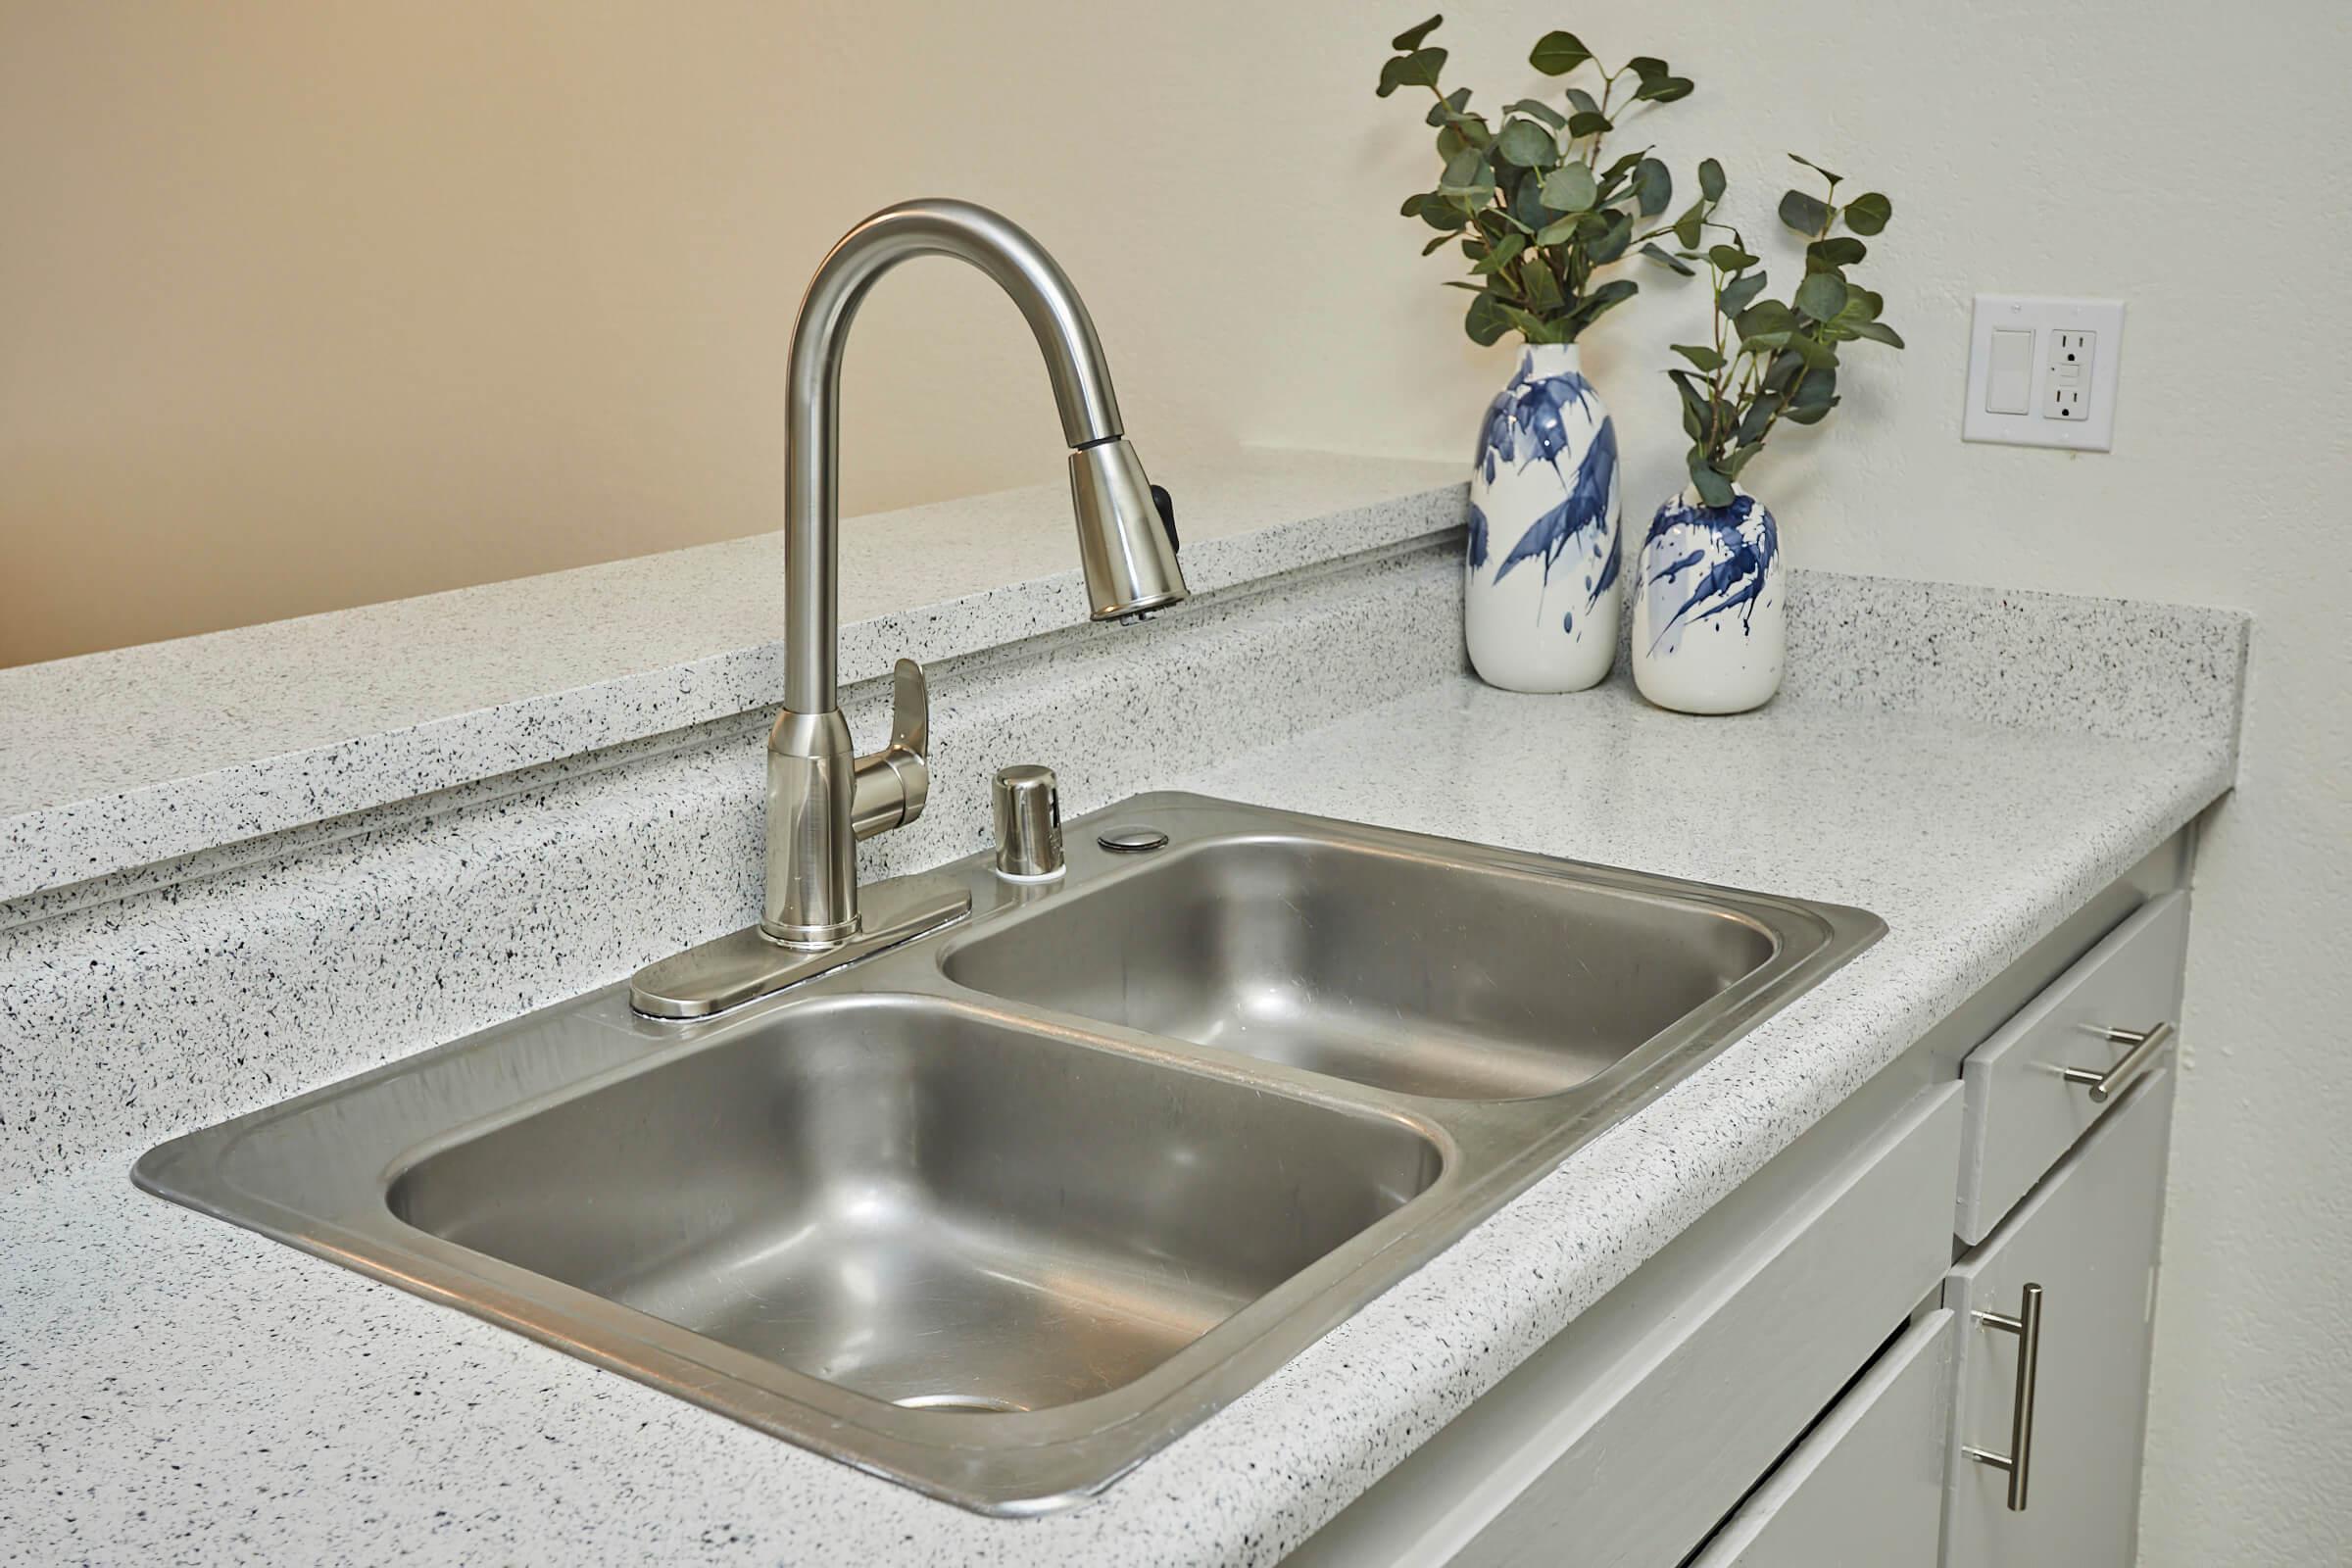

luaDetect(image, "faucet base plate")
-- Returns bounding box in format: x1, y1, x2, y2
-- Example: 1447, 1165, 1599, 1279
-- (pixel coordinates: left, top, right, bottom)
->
629, 876, 972, 1020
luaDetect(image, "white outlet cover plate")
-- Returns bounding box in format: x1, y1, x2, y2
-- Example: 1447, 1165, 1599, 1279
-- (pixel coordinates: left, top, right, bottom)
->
1963, 294, 2126, 452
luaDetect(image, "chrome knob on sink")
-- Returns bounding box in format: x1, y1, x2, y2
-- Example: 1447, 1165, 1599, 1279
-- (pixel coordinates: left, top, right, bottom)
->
991, 763, 1064, 881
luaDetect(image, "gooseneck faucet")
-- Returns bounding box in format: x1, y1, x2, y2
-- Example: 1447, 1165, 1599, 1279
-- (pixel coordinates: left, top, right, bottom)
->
629, 199, 1186, 1018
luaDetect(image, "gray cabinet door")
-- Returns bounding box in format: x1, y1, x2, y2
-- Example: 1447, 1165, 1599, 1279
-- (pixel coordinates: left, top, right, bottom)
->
1941, 1063, 2173, 1568
1690, 1309, 1956, 1568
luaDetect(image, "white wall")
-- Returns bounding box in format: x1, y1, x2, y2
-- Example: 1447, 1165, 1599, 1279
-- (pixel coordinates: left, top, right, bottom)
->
5, 2, 2347, 1555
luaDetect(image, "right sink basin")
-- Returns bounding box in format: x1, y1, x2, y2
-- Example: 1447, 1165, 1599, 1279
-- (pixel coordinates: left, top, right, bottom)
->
943, 824, 1786, 1101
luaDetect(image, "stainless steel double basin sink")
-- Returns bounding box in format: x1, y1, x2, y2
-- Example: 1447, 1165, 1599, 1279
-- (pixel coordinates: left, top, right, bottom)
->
136, 793, 1881, 1514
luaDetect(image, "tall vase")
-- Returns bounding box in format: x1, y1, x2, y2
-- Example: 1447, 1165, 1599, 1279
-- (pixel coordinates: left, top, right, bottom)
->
1629, 485, 1785, 714
1465, 343, 1621, 693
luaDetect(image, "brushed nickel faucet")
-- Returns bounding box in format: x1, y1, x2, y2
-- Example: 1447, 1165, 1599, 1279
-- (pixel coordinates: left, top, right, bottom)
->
630, 199, 1186, 1019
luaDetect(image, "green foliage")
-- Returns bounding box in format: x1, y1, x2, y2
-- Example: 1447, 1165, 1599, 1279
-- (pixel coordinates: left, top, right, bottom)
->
1376, 16, 1698, 344
1640, 154, 1906, 505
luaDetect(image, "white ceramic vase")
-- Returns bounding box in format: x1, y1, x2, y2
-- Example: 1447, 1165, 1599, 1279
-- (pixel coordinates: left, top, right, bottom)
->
1464, 343, 1621, 692
1630, 485, 1786, 714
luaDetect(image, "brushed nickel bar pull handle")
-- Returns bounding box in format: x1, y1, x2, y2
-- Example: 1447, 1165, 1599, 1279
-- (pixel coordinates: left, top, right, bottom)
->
1964, 1282, 2044, 1511
2062, 1019, 2176, 1104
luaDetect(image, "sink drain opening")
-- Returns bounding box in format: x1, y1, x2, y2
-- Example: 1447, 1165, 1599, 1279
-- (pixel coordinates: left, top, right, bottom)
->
891, 1392, 1029, 1414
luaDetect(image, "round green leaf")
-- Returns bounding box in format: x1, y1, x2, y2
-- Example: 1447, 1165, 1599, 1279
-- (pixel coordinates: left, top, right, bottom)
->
1440, 147, 1494, 197
1778, 188, 1831, 236
1718, 270, 1769, 318
1529, 30, 1592, 75
1794, 271, 1848, 322
1698, 158, 1727, 204
1632, 158, 1673, 218
1806, 236, 1867, 270
1522, 259, 1565, 312
1737, 298, 1797, 338
1670, 200, 1706, 251
1464, 290, 1512, 346
1843, 192, 1892, 235
1539, 163, 1597, 213
1495, 119, 1558, 170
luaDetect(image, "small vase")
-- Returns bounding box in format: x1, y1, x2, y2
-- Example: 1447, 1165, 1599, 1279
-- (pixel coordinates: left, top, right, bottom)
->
1630, 486, 1785, 714
1464, 343, 1621, 692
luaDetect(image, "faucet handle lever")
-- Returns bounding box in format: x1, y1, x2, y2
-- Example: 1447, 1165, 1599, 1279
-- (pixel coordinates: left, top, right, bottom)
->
887, 656, 929, 760
851, 658, 932, 840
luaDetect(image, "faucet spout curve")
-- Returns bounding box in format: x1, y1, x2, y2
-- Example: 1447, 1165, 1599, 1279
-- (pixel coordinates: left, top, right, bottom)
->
784, 199, 1144, 712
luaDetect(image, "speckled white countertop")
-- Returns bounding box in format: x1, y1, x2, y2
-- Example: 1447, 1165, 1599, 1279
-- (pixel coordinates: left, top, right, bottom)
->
2, 661, 2239, 1564
0, 451, 1463, 905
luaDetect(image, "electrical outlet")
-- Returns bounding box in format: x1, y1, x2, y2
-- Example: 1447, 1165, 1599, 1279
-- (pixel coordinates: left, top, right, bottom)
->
1963, 295, 2125, 451
2044, 328, 2095, 421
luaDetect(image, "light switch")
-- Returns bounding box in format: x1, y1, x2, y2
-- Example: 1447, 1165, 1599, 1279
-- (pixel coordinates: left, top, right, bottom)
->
1985, 328, 2034, 415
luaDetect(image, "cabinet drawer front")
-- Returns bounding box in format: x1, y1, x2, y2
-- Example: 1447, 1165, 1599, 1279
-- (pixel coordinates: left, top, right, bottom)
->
1690, 1309, 1956, 1568
1955, 891, 2186, 1243
1389, 1085, 1963, 1568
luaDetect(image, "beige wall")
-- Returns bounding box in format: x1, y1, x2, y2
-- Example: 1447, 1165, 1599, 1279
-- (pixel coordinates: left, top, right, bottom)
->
6, 2, 2350, 1558
0, 1, 1250, 664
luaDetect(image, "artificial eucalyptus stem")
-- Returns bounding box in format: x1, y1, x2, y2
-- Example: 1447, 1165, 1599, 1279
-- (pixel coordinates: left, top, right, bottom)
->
1378, 15, 1695, 346
1644, 155, 1906, 506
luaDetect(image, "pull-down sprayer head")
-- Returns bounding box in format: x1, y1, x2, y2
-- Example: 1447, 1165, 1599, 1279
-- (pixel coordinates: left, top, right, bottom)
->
1069, 437, 1185, 621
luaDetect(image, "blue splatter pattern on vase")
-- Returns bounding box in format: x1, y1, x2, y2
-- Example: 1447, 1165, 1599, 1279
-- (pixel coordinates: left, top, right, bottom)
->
1463, 343, 1621, 693
1639, 493, 1779, 644
1629, 486, 1787, 714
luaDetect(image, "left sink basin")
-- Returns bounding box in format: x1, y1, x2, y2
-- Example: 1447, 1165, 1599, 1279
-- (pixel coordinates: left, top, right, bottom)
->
135, 962, 1448, 1514
386, 993, 1439, 1417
